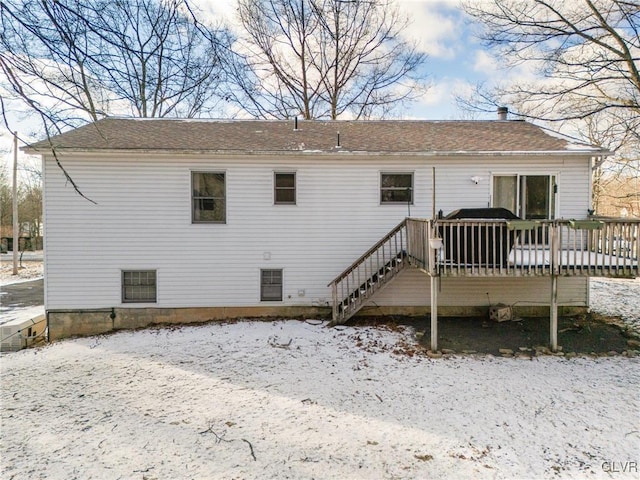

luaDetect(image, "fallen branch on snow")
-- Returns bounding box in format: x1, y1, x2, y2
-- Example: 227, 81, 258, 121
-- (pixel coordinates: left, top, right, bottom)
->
242, 438, 257, 461
268, 336, 293, 349
199, 422, 257, 461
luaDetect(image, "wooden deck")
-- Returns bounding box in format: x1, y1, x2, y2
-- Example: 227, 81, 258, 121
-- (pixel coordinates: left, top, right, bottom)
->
329, 217, 639, 350
408, 218, 639, 278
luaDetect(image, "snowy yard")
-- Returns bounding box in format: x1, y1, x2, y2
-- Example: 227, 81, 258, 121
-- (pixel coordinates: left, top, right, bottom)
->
1, 314, 639, 479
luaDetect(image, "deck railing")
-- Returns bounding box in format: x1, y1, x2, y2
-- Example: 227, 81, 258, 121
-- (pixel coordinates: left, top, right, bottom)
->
329, 217, 638, 324
406, 218, 432, 271
432, 218, 639, 278
557, 219, 639, 276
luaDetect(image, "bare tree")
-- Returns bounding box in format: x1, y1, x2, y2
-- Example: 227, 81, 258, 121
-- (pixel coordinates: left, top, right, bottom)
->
587, 114, 640, 216
0, 0, 231, 129
232, 0, 323, 119
460, 0, 640, 216
232, 0, 428, 119
1, 0, 232, 201
461, 0, 639, 125
0, 167, 11, 231
17, 174, 42, 244
0, 163, 42, 249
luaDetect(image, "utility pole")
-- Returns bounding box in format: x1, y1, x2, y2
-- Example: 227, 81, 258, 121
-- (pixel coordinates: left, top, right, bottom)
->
12, 131, 19, 275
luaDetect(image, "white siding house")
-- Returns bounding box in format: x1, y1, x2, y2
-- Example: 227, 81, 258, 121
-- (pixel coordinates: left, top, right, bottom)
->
27, 117, 632, 341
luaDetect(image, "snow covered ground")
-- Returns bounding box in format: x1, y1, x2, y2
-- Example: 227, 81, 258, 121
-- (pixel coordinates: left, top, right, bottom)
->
590, 277, 640, 332
0, 252, 44, 283
1, 277, 639, 479
2, 313, 639, 479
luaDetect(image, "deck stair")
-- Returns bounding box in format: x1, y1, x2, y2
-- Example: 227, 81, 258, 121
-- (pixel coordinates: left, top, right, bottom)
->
328, 220, 409, 325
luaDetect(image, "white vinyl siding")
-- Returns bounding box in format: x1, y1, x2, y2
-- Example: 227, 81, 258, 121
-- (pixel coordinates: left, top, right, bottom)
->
42, 153, 591, 310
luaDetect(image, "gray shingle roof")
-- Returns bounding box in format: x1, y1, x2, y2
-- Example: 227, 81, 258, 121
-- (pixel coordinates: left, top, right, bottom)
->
26, 117, 604, 154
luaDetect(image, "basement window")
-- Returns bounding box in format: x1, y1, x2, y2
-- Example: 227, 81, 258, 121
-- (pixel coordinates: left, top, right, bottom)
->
192, 172, 226, 223
260, 269, 283, 302
381, 173, 413, 204
274, 172, 296, 204
122, 270, 157, 303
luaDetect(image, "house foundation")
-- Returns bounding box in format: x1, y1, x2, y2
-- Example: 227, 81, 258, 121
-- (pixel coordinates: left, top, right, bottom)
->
46, 305, 588, 340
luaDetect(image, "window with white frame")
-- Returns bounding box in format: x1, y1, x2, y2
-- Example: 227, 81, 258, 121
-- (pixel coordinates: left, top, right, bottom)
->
380, 173, 413, 204
122, 270, 156, 303
192, 172, 226, 223
492, 174, 557, 219
274, 172, 296, 204
260, 269, 283, 302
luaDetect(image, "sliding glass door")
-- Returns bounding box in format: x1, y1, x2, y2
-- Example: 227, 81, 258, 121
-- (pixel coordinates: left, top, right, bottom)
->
493, 174, 557, 220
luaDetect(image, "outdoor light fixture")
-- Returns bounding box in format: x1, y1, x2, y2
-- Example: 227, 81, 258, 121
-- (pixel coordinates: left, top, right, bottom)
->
470, 176, 481, 184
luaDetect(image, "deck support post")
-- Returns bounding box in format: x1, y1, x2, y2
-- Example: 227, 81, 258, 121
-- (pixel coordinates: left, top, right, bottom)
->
428, 219, 441, 352
430, 275, 438, 352
550, 222, 559, 352
331, 283, 338, 324
550, 274, 558, 352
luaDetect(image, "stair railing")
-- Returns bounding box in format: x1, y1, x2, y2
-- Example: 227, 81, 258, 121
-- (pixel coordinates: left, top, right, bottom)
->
328, 219, 408, 325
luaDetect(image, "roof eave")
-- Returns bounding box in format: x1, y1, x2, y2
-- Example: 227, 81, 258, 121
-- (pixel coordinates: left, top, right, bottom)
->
23, 147, 612, 157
